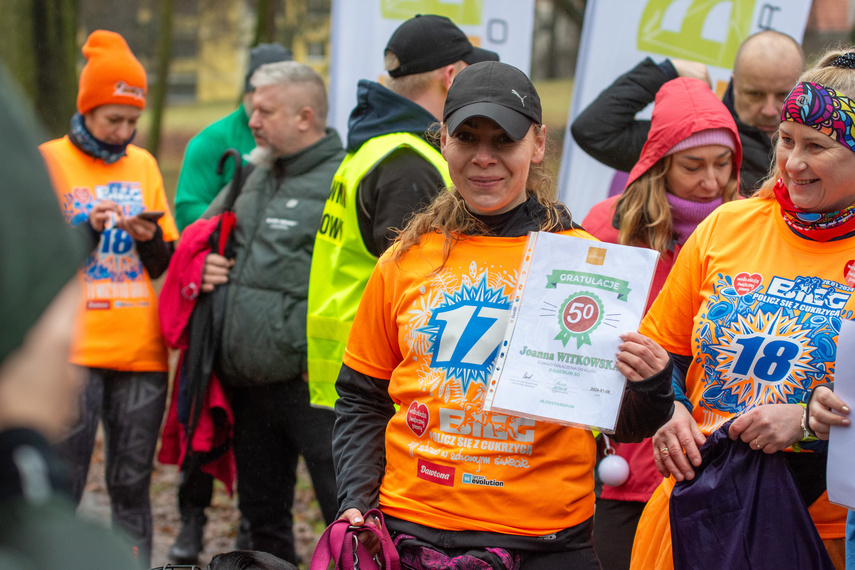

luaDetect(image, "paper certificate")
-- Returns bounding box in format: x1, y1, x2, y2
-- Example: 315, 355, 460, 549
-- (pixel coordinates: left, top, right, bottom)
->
827, 318, 855, 510
482, 232, 658, 432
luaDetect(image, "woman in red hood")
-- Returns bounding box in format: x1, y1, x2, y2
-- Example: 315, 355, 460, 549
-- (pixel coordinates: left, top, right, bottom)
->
582, 77, 742, 570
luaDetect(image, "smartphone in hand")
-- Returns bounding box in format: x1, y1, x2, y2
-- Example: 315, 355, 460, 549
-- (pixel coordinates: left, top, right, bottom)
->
137, 211, 164, 222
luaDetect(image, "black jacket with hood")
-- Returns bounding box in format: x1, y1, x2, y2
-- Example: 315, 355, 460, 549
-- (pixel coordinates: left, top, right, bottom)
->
345, 80, 448, 257
570, 57, 773, 195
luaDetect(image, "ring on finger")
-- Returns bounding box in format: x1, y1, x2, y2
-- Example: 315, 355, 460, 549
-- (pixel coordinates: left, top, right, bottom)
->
753, 438, 760, 448
660, 447, 669, 456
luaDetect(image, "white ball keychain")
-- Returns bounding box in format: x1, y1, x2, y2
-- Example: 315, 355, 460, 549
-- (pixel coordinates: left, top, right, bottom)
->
598, 435, 630, 487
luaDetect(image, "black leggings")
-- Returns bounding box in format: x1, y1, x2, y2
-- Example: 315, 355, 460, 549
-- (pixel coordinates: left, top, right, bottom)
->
54, 368, 167, 566
592, 498, 646, 570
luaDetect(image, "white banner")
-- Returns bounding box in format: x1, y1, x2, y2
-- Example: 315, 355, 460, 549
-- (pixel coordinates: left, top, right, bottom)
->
328, 0, 536, 141
558, 0, 812, 221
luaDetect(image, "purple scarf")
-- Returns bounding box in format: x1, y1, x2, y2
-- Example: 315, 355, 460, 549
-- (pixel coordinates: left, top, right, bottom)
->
666, 192, 724, 245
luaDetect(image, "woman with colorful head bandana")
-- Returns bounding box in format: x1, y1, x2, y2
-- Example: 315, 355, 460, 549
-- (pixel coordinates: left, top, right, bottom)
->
629, 50, 855, 569
38, 30, 178, 565
582, 77, 741, 570
332, 62, 675, 569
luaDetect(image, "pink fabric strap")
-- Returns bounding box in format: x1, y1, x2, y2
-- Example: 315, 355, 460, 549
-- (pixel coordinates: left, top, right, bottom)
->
311, 509, 400, 570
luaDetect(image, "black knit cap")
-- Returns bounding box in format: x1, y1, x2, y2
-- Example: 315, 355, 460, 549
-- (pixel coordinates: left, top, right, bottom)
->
385, 14, 498, 78
444, 61, 541, 141
245, 43, 293, 92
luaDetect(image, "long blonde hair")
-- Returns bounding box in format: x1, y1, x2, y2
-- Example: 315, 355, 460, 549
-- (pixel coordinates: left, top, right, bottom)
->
617, 155, 739, 254
756, 46, 855, 200
391, 124, 566, 267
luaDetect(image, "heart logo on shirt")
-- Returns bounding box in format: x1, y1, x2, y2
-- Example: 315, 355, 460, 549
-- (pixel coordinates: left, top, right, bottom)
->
733, 272, 762, 296
406, 401, 429, 437
845, 261, 855, 288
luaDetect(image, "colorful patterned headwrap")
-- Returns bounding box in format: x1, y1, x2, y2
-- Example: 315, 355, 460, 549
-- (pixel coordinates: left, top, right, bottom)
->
781, 81, 855, 151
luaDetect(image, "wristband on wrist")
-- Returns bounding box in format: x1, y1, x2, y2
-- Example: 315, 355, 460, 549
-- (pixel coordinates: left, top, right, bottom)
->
793, 403, 818, 452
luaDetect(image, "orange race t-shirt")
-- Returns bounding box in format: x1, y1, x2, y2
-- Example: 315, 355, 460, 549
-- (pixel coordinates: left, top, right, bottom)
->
641, 197, 851, 538
343, 229, 603, 536
40, 136, 179, 372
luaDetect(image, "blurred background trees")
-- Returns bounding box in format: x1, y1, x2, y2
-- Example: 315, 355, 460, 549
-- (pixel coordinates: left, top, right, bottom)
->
0, 0, 851, 157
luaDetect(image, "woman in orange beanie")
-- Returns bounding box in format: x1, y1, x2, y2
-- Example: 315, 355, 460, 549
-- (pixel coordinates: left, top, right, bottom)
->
39, 29, 179, 565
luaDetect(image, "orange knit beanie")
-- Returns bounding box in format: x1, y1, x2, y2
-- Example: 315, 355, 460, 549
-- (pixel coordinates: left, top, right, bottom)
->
77, 30, 147, 114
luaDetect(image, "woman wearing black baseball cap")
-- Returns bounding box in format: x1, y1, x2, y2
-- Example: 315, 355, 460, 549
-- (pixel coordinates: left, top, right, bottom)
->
331, 61, 673, 568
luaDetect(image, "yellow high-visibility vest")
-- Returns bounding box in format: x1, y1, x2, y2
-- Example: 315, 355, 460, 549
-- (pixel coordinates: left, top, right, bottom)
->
306, 132, 451, 408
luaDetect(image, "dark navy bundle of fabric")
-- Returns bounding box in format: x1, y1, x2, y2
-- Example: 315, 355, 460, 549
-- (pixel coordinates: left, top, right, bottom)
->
669, 420, 834, 569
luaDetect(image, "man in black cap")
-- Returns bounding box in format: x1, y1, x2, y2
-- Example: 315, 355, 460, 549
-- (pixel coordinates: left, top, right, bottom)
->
167, 42, 291, 565
306, 15, 498, 410
173, 43, 292, 231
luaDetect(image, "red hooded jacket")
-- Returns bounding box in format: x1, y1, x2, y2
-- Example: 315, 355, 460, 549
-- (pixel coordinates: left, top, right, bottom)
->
627, 77, 742, 187
583, 77, 743, 503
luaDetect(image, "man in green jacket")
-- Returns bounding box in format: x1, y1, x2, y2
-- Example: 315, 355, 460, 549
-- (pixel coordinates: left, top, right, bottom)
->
201, 61, 345, 565
173, 43, 292, 231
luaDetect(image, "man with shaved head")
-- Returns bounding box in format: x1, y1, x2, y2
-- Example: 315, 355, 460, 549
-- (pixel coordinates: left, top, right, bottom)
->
731, 31, 805, 138
572, 30, 805, 195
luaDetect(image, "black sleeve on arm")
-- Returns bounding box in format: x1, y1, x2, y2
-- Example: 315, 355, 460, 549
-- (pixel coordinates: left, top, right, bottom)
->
332, 363, 396, 516
612, 355, 675, 443
357, 148, 446, 257
671, 352, 692, 411
570, 57, 672, 173
136, 225, 175, 279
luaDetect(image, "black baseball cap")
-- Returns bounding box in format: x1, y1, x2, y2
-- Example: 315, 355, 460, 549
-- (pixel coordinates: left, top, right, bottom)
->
386, 14, 499, 78
444, 61, 542, 141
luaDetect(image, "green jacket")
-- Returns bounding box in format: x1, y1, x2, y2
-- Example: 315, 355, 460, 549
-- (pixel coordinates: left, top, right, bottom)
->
174, 104, 256, 231
0, 429, 141, 570
0, 64, 137, 570
0, 496, 142, 570
206, 128, 345, 386
0, 65, 87, 364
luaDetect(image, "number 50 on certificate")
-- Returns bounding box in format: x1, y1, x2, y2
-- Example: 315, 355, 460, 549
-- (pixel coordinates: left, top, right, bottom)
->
482, 232, 658, 433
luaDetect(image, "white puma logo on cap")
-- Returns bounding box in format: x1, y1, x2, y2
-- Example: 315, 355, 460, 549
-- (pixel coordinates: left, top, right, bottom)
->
511, 89, 527, 107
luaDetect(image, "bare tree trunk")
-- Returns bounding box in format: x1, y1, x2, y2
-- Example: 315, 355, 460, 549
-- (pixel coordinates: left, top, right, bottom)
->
0, 0, 37, 101
146, 0, 175, 159
31, 0, 78, 138
254, 0, 278, 45
548, 4, 560, 79
553, 0, 586, 28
